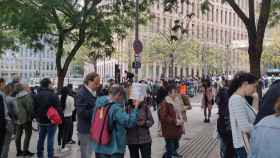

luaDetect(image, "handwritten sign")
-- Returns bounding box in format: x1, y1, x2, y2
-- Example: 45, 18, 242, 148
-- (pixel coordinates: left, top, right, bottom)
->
129, 83, 147, 101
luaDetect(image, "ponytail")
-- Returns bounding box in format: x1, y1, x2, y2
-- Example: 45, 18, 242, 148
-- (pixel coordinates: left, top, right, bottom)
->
228, 72, 257, 97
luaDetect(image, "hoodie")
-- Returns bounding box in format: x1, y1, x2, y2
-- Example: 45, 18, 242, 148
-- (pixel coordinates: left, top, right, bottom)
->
92, 96, 139, 155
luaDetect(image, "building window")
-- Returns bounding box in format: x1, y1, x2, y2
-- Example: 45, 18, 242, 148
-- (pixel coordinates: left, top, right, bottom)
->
211, 28, 214, 41
229, 12, 232, 26
216, 9, 219, 23
221, 10, 223, 24
225, 11, 227, 25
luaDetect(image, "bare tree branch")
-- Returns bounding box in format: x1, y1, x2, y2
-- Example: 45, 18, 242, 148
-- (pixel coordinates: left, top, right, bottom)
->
225, 0, 250, 25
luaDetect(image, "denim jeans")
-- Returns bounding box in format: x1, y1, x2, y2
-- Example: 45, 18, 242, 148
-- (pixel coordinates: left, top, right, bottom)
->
1, 120, 14, 158
78, 133, 92, 158
128, 143, 152, 158
235, 147, 247, 158
163, 138, 180, 158
95, 153, 124, 158
37, 124, 57, 158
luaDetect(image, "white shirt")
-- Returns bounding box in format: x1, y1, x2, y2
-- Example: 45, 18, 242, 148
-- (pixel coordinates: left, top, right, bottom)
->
60, 95, 75, 117
85, 85, 96, 97
229, 94, 256, 148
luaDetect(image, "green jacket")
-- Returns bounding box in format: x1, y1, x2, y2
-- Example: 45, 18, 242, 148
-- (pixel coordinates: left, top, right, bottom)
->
16, 91, 33, 125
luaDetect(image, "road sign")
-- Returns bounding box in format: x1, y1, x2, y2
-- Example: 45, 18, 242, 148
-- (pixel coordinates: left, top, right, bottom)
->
135, 54, 141, 62
133, 39, 143, 54
132, 61, 141, 69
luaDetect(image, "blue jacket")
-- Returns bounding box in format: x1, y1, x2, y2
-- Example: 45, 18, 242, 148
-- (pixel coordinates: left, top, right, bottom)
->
250, 115, 280, 158
92, 96, 139, 155
76, 85, 97, 134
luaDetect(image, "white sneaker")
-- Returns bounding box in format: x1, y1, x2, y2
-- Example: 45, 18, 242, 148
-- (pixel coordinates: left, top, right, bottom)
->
57, 146, 62, 152
61, 147, 70, 153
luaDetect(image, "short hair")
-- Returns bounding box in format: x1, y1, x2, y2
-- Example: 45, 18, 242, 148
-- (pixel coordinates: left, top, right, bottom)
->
109, 84, 126, 97
14, 83, 25, 93
40, 78, 52, 88
84, 72, 99, 85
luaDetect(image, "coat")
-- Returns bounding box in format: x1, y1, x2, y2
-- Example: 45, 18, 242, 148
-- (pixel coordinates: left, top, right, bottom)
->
250, 115, 280, 158
255, 80, 280, 124
159, 100, 183, 139
126, 102, 154, 145
92, 96, 139, 155
33, 88, 60, 125
16, 91, 34, 125
75, 85, 97, 134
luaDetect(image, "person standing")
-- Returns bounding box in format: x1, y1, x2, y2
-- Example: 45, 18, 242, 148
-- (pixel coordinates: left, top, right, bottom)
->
126, 99, 154, 158
14, 83, 34, 157
159, 83, 184, 158
34, 78, 61, 158
215, 79, 235, 158
0, 78, 6, 157
76, 72, 100, 158
92, 85, 140, 158
250, 96, 280, 158
254, 80, 280, 124
1, 84, 17, 158
201, 80, 214, 123
228, 72, 257, 158
57, 87, 75, 152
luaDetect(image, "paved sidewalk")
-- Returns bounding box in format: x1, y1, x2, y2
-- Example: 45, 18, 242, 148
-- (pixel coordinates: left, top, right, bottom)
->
7, 94, 220, 158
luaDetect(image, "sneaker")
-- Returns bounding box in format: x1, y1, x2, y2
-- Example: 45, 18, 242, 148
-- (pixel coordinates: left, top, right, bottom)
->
68, 140, 76, 144
16, 151, 23, 157
61, 147, 70, 153
204, 118, 207, 123
173, 153, 183, 158
23, 150, 35, 157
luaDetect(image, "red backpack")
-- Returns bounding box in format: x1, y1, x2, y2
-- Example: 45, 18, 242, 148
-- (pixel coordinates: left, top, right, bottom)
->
90, 103, 114, 145
47, 106, 62, 125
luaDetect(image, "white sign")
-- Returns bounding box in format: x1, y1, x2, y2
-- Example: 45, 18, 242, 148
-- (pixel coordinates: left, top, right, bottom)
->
129, 83, 147, 101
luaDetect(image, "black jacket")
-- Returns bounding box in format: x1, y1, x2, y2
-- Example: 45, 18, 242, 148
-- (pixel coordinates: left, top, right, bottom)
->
156, 86, 168, 105
34, 88, 60, 124
255, 80, 280, 124
75, 85, 97, 134
0, 93, 5, 127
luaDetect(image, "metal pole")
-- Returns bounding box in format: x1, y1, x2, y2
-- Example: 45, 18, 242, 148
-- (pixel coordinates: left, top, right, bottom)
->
134, 0, 139, 82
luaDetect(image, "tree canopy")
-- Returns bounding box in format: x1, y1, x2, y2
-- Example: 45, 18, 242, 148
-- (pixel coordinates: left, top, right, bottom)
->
0, 0, 152, 88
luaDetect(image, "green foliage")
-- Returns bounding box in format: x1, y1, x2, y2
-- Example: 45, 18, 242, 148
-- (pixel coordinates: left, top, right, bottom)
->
269, 0, 280, 26
1, 0, 152, 87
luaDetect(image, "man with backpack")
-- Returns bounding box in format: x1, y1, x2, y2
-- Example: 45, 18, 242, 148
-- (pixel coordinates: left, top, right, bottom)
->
92, 85, 140, 158
215, 79, 234, 158
76, 72, 100, 158
33, 78, 61, 158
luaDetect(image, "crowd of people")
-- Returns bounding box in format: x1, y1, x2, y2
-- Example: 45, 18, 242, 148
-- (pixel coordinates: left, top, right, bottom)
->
0, 70, 280, 158
215, 72, 280, 158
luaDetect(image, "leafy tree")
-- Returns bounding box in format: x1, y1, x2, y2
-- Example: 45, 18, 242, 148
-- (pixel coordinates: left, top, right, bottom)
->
269, 0, 280, 26
1, 0, 152, 89
221, 0, 271, 79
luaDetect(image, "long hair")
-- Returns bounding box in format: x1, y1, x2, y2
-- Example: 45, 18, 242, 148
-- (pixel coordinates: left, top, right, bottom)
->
275, 97, 280, 117
60, 87, 69, 111
228, 72, 257, 97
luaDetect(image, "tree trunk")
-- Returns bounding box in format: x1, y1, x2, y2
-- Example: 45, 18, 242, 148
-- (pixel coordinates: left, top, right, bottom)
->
248, 42, 262, 98
57, 70, 67, 90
